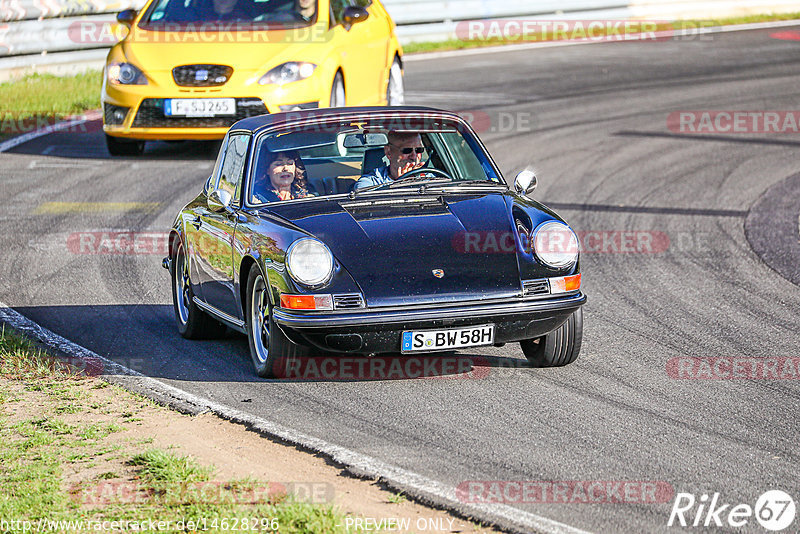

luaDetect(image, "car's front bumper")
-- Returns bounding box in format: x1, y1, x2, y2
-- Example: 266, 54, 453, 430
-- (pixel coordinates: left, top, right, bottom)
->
102, 78, 322, 140
274, 292, 587, 354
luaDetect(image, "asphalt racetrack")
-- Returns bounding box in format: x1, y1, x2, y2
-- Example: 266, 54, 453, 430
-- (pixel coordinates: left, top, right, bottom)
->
2, 25, 800, 533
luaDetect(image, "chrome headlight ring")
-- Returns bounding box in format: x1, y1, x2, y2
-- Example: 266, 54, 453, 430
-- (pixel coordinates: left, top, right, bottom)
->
532, 221, 579, 269
286, 237, 335, 288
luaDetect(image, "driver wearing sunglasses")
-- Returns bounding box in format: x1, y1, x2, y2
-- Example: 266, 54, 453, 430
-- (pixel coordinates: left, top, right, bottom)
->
355, 131, 428, 190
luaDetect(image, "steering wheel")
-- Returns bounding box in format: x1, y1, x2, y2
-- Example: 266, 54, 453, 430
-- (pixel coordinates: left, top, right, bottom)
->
394, 167, 454, 183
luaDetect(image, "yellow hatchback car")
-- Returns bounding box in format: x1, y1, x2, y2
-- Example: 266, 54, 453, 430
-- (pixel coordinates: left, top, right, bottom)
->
102, 0, 404, 155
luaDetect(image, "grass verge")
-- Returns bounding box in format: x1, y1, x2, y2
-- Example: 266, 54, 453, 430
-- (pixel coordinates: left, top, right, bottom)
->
0, 326, 358, 533
403, 12, 800, 54
0, 70, 102, 141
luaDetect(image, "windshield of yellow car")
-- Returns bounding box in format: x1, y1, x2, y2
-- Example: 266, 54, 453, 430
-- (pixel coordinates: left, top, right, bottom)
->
141, 0, 317, 26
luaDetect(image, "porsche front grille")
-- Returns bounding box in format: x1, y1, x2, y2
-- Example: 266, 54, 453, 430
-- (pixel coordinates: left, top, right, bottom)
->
333, 294, 365, 309
172, 64, 233, 87
522, 279, 550, 297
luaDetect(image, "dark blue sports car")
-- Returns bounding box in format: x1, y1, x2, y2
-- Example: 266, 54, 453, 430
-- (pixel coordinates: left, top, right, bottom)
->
164, 106, 586, 378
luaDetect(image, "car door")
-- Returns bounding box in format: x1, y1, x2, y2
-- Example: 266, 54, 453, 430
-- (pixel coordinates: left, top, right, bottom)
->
195, 133, 250, 320
329, 0, 388, 105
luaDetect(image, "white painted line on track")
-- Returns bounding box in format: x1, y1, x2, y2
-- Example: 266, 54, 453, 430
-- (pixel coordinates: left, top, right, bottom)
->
405, 19, 800, 61
28, 159, 104, 169
0, 301, 593, 534
0, 110, 102, 153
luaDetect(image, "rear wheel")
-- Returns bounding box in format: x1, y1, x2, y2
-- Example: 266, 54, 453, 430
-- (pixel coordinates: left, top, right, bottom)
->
105, 134, 145, 156
520, 308, 583, 367
246, 265, 310, 378
386, 58, 404, 106
329, 72, 345, 108
170, 240, 226, 339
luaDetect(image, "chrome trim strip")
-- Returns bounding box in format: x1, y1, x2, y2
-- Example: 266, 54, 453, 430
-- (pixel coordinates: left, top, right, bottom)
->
192, 296, 245, 329
273, 292, 586, 329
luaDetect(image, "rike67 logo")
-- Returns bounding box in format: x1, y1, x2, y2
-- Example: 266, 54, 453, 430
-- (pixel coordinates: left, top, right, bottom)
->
668, 490, 796, 531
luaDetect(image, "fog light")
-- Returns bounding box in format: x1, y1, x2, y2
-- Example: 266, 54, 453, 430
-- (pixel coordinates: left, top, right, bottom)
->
113, 110, 125, 122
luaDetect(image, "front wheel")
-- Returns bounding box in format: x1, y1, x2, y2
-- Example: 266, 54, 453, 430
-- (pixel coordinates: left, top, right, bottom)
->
170, 240, 226, 339
329, 72, 345, 108
386, 58, 404, 106
520, 308, 583, 367
246, 265, 310, 378
105, 134, 145, 156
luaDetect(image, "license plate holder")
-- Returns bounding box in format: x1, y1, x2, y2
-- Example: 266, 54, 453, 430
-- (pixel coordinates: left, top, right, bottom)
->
164, 98, 236, 117
401, 324, 495, 353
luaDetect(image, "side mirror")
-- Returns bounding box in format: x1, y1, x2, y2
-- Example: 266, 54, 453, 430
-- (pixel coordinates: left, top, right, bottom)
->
514, 170, 537, 196
342, 6, 369, 28
208, 188, 232, 212
116, 9, 137, 27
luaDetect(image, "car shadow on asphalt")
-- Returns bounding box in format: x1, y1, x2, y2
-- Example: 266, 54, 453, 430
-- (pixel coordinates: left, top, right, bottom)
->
10, 304, 536, 384
7, 124, 222, 161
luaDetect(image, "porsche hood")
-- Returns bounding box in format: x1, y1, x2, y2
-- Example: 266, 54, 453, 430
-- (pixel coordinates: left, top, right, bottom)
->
266, 193, 525, 307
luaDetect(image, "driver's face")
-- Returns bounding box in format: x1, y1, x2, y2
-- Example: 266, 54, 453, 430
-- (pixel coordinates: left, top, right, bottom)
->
385, 135, 425, 180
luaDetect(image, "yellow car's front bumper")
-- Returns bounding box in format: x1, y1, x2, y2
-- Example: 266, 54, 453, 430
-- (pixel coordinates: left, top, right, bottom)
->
103, 77, 323, 141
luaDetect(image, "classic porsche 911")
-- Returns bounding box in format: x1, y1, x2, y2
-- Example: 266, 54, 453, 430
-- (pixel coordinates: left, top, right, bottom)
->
164, 106, 586, 378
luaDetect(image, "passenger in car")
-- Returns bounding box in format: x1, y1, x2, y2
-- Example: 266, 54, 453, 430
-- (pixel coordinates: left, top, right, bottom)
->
210, 0, 250, 20
252, 150, 317, 203
354, 131, 427, 190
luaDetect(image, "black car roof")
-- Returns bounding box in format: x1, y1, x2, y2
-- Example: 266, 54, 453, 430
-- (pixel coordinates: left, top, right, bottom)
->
231, 106, 465, 134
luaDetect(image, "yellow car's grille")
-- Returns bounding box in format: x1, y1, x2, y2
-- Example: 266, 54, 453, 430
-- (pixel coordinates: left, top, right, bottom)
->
172, 64, 234, 87
131, 98, 267, 128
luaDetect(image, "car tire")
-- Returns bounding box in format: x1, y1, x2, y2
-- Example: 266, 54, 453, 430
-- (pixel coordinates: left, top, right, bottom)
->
386, 57, 404, 106
106, 134, 145, 156
170, 240, 226, 339
329, 72, 345, 108
246, 264, 310, 378
520, 308, 583, 367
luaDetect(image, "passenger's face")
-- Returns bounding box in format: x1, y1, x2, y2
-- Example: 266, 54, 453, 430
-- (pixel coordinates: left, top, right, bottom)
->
213, 0, 237, 14
268, 156, 296, 190
297, 0, 315, 13
385, 135, 425, 179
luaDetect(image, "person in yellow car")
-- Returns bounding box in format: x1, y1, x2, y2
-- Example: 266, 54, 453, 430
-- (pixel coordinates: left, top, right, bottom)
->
210, 0, 249, 20
252, 150, 317, 203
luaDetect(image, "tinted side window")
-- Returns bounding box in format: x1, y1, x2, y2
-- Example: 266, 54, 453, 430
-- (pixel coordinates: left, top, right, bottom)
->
216, 134, 250, 205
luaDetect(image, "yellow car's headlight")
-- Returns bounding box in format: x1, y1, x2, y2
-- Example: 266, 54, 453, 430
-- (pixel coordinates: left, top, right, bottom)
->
258, 62, 316, 86
107, 62, 148, 85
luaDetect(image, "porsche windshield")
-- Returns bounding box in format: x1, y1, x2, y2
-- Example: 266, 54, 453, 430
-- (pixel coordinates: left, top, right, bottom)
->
248, 117, 503, 205
142, 0, 317, 26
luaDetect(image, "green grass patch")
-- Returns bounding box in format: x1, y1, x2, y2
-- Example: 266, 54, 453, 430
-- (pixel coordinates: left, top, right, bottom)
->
0, 327, 362, 532
0, 70, 102, 140
404, 12, 800, 54
387, 492, 407, 504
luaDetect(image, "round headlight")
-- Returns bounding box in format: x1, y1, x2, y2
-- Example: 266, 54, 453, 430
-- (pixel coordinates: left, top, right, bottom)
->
533, 221, 579, 268
286, 238, 334, 287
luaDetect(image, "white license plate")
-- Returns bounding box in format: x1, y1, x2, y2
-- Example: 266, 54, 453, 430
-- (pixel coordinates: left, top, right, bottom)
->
164, 98, 236, 117
401, 324, 495, 353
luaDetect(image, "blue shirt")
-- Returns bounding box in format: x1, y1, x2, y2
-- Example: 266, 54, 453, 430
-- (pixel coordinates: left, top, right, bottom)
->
354, 165, 393, 190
